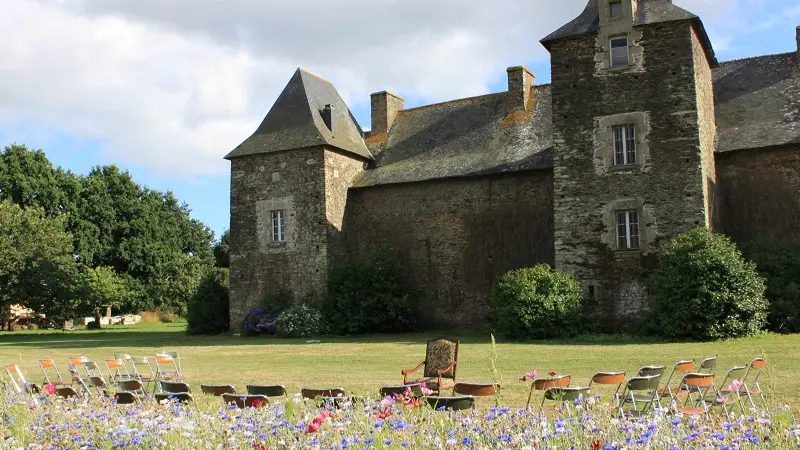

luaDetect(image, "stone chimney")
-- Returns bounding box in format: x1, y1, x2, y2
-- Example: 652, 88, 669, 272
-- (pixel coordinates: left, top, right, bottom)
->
507, 66, 535, 111
321, 104, 335, 132
370, 91, 404, 134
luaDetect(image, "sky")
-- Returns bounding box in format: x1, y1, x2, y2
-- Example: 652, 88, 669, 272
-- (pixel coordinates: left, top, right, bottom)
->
1, 0, 799, 240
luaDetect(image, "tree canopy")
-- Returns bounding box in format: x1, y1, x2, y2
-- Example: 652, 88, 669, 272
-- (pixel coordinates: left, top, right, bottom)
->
0, 144, 216, 323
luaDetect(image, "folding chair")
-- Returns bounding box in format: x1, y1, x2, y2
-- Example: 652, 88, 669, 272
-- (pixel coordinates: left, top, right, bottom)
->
656, 360, 694, 405
618, 374, 662, 416
4, 365, 41, 394
524, 374, 571, 410
130, 357, 157, 394
697, 356, 718, 373
740, 357, 767, 409
247, 384, 287, 398
68, 356, 91, 377
201, 384, 236, 396
425, 395, 475, 411
540, 386, 590, 415
38, 360, 72, 387
155, 392, 193, 404
118, 379, 146, 397
157, 351, 182, 375
111, 391, 140, 405
105, 359, 133, 383
673, 373, 717, 419
155, 353, 185, 383
708, 365, 748, 415
587, 372, 625, 407
301, 387, 346, 400
223, 393, 268, 408
113, 354, 137, 378
160, 380, 191, 394
56, 386, 80, 399
67, 364, 92, 395
637, 365, 666, 377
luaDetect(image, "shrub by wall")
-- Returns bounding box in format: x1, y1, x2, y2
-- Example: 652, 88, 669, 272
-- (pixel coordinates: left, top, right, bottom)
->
325, 250, 416, 335
275, 303, 326, 338
488, 264, 585, 340
647, 228, 768, 341
742, 239, 800, 333
186, 268, 229, 335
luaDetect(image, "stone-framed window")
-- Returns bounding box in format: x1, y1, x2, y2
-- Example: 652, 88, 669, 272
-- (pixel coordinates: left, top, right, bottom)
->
616, 210, 640, 250
613, 125, 636, 165
610, 36, 629, 68
609, 0, 623, 18
270, 210, 286, 243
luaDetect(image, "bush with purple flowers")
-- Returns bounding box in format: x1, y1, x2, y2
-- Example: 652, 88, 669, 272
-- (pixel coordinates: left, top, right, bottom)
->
242, 306, 279, 336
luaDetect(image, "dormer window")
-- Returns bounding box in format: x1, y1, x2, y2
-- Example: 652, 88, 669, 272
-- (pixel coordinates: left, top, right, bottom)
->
609, 1, 623, 18
610, 36, 629, 67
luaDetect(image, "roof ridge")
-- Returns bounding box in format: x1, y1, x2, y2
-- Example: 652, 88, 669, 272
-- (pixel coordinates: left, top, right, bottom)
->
297, 67, 333, 84
400, 92, 506, 114
717, 51, 793, 65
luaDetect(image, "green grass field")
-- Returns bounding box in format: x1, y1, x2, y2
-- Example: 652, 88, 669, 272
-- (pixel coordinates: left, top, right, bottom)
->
1, 323, 797, 410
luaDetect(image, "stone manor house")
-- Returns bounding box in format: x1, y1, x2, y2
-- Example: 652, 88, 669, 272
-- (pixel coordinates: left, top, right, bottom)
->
226, 0, 800, 331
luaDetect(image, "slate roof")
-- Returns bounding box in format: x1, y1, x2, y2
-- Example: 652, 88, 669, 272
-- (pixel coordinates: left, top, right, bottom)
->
225, 68, 371, 160
541, 0, 718, 67
713, 52, 800, 152
351, 86, 553, 188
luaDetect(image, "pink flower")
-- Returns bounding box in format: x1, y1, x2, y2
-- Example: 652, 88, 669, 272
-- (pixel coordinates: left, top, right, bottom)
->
728, 379, 744, 393
380, 395, 395, 408
44, 383, 56, 396
521, 369, 538, 381
716, 396, 729, 404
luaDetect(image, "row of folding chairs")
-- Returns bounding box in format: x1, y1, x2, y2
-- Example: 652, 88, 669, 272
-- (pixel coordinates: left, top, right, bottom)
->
527, 355, 767, 419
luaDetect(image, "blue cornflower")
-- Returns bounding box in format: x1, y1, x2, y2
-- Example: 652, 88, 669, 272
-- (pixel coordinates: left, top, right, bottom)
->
462, 436, 473, 446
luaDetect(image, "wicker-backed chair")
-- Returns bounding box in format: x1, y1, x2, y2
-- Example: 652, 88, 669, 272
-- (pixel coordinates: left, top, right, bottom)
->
401, 337, 459, 394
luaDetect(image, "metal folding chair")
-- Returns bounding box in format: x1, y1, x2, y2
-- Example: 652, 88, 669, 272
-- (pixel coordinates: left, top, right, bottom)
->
130, 356, 157, 394
201, 384, 236, 396
68, 356, 91, 377
657, 360, 694, 405
540, 386, 590, 415
38, 360, 72, 387
247, 384, 288, 398
587, 371, 625, 407
160, 380, 191, 394
524, 374, 571, 410
674, 373, 717, 419
223, 393, 268, 408
155, 353, 185, 383
618, 373, 662, 416
708, 365, 748, 415
5, 365, 40, 395
740, 358, 767, 409
105, 359, 133, 383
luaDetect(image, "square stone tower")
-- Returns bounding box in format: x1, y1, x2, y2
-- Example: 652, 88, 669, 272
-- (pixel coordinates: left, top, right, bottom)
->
224, 69, 371, 331
541, 0, 719, 325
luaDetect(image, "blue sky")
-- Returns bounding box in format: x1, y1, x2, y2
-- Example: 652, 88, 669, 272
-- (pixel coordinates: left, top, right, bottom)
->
1, 0, 798, 240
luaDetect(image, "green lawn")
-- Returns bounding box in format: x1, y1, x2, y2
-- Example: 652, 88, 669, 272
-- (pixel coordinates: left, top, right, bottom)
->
1, 323, 796, 410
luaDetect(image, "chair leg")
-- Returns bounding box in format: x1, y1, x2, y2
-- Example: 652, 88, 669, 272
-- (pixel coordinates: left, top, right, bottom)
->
525, 384, 535, 411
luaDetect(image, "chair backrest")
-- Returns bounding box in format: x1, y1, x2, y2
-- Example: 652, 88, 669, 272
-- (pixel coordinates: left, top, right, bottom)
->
453, 382, 498, 397
301, 387, 345, 399
625, 374, 661, 392
681, 373, 715, 389
533, 374, 571, 390
130, 357, 155, 379
698, 356, 718, 372
155, 353, 181, 376
543, 386, 590, 402
423, 338, 459, 379
160, 380, 191, 393
246, 385, 287, 397
4, 365, 25, 393
105, 359, 130, 381
743, 357, 767, 385
88, 376, 107, 389
223, 393, 268, 408
201, 384, 236, 396
425, 395, 475, 411
155, 392, 193, 404
38, 359, 65, 384
589, 372, 625, 387
636, 365, 666, 377
69, 356, 90, 375
118, 379, 144, 392
113, 391, 139, 405
719, 365, 748, 389
82, 361, 103, 377
158, 351, 182, 372
56, 386, 79, 398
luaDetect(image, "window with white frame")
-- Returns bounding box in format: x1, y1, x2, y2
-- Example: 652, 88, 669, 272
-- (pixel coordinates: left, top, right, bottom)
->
609, 0, 623, 18
270, 210, 286, 243
613, 124, 637, 165
610, 36, 629, 67
616, 210, 640, 250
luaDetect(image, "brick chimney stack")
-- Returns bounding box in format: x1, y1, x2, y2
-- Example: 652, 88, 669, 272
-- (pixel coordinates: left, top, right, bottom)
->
507, 66, 535, 111
370, 91, 404, 134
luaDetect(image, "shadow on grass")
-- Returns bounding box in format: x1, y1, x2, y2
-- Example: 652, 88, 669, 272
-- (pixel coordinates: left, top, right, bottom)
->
0, 323, 692, 350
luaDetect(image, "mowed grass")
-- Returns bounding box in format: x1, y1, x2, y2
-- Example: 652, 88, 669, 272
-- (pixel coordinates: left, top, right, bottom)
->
1, 323, 798, 410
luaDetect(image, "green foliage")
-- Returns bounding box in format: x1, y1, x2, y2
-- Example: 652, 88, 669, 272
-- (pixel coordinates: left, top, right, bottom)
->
647, 228, 768, 341
78, 266, 133, 317
213, 230, 230, 268
741, 239, 800, 333
186, 268, 230, 335
325, 250, 417, 335
0, 144, 215, 318
275, 303, 326, 338
263, 291, 294, 315
488, 264, 585, 340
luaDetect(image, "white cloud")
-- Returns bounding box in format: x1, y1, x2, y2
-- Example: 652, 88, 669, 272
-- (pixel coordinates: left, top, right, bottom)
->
0, 0, 791, 177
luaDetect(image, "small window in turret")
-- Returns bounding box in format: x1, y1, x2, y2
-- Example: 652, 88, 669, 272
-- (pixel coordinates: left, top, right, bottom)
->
270, 210, 286, 243
609, 1, 623, 18
610, 37, 629, 67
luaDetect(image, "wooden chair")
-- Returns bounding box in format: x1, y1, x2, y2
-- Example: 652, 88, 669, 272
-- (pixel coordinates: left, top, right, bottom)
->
401, 337, 459, 395
201, 384, 236, 396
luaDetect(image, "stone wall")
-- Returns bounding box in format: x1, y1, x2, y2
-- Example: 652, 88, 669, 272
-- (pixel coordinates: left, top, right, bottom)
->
550, 21, 714, 326
716, 145, 800, 245
342, 170, 554, 329
324, 149, 366, 271
229, 147, 328, 331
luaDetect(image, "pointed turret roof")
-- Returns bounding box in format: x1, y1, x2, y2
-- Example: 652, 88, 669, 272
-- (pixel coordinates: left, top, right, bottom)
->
540, 0, 717, 67
225, 68, 371, 160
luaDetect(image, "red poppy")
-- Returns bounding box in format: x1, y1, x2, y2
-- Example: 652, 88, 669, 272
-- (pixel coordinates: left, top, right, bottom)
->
591, 440, 602, 450
251, 399, 263, 408
44, 384, 57, 395
548, 372, 557, 378
306, 422, 321, 433
251, 442, 266, 450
